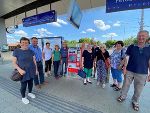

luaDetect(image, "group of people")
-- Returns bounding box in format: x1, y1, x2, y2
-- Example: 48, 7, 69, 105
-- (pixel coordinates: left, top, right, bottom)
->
80, 30, 150, 111
12, 30, 150, 111
12, 37, 68, 104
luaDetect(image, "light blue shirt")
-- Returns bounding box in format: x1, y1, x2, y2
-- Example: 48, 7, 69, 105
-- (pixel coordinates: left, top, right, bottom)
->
29, 44, 42, 62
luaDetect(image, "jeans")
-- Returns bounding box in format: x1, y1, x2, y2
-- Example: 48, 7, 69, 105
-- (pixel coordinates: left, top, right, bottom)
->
34, 61, 44, 85
53, 61, 60, 77
20, 79, 33, 98
61, 58, 67, 75
45, 58, 52, 72
111, 67, 122, 83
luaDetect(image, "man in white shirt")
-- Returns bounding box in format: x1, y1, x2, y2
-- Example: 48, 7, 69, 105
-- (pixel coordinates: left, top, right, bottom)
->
42, 42, 52, 77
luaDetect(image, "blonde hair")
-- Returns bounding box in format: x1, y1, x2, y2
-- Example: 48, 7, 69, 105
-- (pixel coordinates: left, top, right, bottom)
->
99, 44, 106, 49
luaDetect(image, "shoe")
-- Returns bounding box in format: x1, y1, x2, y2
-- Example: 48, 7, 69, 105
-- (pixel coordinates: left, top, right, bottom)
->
110, 84, 117, 87
22, 98, 29, 104
83, 79, 87, 85
97, 82, 100, 86
35, 85, 41, 89
114, 87, 121, 91
87, 80, 92, 84
102, 84, 106, 88
28, 93, 36, 99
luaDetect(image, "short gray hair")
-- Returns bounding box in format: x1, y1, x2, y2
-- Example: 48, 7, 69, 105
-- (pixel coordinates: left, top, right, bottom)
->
138, 30, 149, 36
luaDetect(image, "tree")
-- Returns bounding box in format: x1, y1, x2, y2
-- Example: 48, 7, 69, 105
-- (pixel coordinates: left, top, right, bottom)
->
123, 36, 137, 46
79, 38, 91, 43
105, 40, 117, 48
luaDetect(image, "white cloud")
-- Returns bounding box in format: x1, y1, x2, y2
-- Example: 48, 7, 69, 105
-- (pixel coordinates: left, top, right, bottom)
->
113, 21, 121, 27
49, 22, 62, 27
57, 19, 67, 25
102, 33, 118, 38
32, 34, 39, 37
37, 28, 53, 37
94, 20, 111, 31
48, 18, 67, 27
14, 30, 28, 37
81, 31, 86, 34
86, 28, 95, 32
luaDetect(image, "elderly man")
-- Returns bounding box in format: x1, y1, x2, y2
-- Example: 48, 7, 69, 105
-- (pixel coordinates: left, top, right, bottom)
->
117, 30, 150, 111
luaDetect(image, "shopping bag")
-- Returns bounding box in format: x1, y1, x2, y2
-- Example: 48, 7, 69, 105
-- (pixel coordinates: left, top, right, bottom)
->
78, 69, 86, 78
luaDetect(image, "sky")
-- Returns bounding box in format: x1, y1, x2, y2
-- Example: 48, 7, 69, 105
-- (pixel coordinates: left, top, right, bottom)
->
7, 6, 150, 44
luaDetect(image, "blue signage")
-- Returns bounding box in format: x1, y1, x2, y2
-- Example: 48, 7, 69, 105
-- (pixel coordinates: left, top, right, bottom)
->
106, 0, 150, 13
22, 10, 57, 27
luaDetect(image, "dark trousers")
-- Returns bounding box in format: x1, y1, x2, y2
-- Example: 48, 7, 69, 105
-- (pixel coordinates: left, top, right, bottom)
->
45, 58, 52, 72
61, 58, 67, 75
34, 61, 44, 85
20, 79, 33, 98
53, 61, 60, 77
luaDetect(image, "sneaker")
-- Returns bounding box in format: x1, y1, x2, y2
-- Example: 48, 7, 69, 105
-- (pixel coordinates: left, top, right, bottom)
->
102, 84, 106, 88
28, 93, 36, 99
97, 82, 100, 86
22, 98, 29, 104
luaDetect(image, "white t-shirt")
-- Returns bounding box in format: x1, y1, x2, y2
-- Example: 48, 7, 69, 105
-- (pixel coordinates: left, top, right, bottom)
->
43, 47, 52, 61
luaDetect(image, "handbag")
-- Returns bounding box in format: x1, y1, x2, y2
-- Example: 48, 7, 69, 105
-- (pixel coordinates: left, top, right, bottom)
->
78, 69, 86, 78
101, 52, 110, 69
117, 49, 125, 70
10, 69, 23, 81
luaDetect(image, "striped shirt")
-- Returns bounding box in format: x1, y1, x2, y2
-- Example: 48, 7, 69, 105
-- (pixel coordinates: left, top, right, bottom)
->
29, 44, 42, 62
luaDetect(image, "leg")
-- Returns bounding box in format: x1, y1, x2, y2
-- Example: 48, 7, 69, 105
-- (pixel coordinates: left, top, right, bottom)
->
45, 60, 49, 74
20, 81, 27, 98
111, 68, 117, 86
28, 79, 33, 93
115, 69, 123, 90
120, 71, 134, 99
132, 74, 147, 105
87, 68, 92, 83
38, 62, 45, 84
96, 60, 101, 83
61, 58, 65, 75
56, 61, 60, 77
53, 61, 57, 77
34, 62, 40, 86
49, 58, 52, 72
83, 68, 88, 84
64, 58, 67, 75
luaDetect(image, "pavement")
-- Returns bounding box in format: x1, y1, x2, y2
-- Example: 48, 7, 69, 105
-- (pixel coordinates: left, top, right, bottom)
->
0, 51, 150, 113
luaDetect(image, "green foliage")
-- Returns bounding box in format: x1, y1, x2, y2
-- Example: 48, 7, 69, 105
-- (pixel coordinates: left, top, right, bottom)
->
105, 40, 117, 48
123, 36, 137, 46
79, 38, 91, 43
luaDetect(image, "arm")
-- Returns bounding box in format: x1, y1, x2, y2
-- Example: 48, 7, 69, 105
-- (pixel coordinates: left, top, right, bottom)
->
33, 56, 38, 75
12, 56, 25, 75
42, 51, 45, 60
147, 59, 150, 82
52, 54, 54, 65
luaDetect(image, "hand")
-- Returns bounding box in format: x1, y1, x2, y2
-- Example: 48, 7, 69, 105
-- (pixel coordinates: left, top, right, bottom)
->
60, 60, 62, 64
147, 75, 150, 82
36, 70, 39, 75
18, 68, 25, 76
80, 65, 83, 69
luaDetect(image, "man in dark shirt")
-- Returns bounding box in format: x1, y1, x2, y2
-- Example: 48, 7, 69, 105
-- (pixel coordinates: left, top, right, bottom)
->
117, 30, 150, 111
92, 43, 100, 78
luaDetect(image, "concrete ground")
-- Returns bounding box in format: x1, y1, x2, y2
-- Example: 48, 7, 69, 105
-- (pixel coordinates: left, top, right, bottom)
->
0, 51, 150, 113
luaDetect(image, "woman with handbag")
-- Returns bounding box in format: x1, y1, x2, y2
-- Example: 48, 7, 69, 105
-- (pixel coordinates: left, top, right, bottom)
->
12, 37, 38, 104
110, 41, 126, 91
95, 44, 110, 88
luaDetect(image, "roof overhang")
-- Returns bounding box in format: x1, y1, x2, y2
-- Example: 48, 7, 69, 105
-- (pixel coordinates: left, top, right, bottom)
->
1, 0, 105, 27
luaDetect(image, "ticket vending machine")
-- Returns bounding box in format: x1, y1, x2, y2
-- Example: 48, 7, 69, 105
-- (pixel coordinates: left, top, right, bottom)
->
67, 47, 81, 77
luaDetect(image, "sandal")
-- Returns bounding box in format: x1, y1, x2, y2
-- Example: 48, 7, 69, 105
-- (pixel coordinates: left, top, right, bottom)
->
110, 84, 117, 87
117, 96, 125, 102
114, 87, 121, 91
132, 102, 139, 111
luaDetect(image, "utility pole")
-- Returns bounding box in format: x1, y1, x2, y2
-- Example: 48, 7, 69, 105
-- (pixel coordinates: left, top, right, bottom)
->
139, 9, 144, 31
